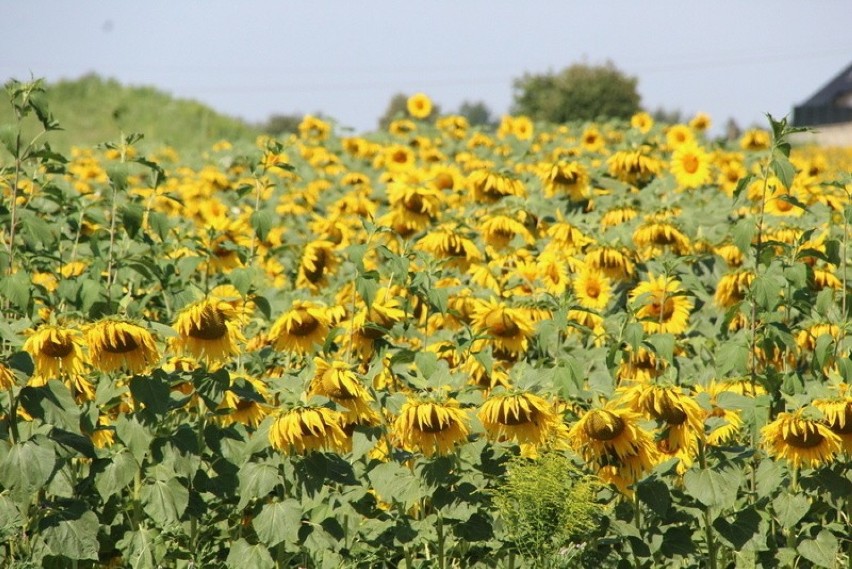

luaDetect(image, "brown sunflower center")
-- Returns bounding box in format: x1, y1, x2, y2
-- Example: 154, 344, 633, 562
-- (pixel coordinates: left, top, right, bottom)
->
41, 338, 74, 358
651, 400, 688, 425
485, 311, 520, 338
498, 401, 535, 426
781, 424, 826, 449
585, 280, 601, 298
103, 333, 140, 354
402, 193, 425, 214
826, 404, 852, 435
648, 295, 676, 320
391, 150, 409, 164
434, 172, 454, 191
304, 249, 327, 284
419, 406, 451, 433
584, 410, 625, 441
553, 171, 579, 187
289, 314, 320, 337
189, 308, 229, 340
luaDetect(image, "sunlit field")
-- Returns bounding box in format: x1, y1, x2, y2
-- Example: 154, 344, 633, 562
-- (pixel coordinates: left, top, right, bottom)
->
1, 79, 851, 568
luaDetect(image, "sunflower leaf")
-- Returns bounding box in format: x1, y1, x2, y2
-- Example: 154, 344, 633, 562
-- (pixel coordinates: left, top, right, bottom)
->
94, 450, 137, 501
797, 530, 839, 568
772, 493, 809, 528
683, 467, 742, 510
19, 380, 81, 432
141, 477, 189, 526
253, 499, 302, 547
226, 538, 274, 569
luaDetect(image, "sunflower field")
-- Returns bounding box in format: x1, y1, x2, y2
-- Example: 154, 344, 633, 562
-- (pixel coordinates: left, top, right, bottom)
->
1, 78, 851, 568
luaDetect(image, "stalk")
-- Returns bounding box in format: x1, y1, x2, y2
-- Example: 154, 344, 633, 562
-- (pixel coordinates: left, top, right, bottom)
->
698, 441, 718, 569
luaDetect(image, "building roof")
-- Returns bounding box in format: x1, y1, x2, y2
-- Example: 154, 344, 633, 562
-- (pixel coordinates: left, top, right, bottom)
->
793, 61, 852, 126
798, 61, 852, 107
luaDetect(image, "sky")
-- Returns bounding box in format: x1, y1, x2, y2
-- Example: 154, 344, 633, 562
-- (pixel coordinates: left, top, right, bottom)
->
2, 1, 851, 136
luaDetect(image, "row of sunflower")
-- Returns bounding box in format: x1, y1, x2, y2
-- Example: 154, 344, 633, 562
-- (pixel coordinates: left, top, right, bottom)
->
1, 81, 851, 567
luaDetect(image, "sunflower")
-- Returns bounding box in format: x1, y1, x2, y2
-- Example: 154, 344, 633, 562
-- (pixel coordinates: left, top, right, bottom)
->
812, 390, 852, 453
479, 214, 535, 251
542, 161, 589, 200
630, 112, 654, 133
416, 225, 482, 270
0, 363, 15, 390
740, 129, 771, 151
309, 358, 378, 426
714, 270, 755, 308
601, 206, 639, 229
218, 374, 270, 428
632, 221, 691, 257
568, 404, 658, 495
86, 319, 160, 374
268, 301, 331, 355
620, 383, 704, 472
269, 406, 349, 455
606, 147, 661, 186
573, 265, 612, 312
23, 324, 88, 379
580, 126, 605, 153
761, 410, 841, 468
629, 274, 693, 335
616, 346, 667, 385
670, 142, 712, 189
468, 170, 526, 203
172, 298, 244, 365
471, 299, 536, 358
694, 382, 744, 446
406, 93, 433, 119
665, 124, 695, 149
393, 397, 470, 457
384, 180, 443, 232
584, 245, 635, 282
478, 392, 559, 447
297, 240, 338, 290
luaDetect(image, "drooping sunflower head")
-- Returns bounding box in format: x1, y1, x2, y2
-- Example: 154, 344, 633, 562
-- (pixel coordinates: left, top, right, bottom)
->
632, 221, 692, 258
468, 170, 527, 203
620, 383, 704, 433
297, 240, 338, 290
393, 397, 470, 457
584, 245, 636, 282
629, 274, 693, 335
268, 406, 349, 455
478, 392, 558, 446
218, 374, 270, 428
0, 363, 17, 390
471, 299, 536, 358
714, 270, 755, 308
85, 319, 160, 375
812, 392, 852, 453
172, 298, 244, 366
23, 324, 88, 379
268, 301, 331, 355
606, 146, 662, 186
542, 161, 590, 200
761, 410, 841, 469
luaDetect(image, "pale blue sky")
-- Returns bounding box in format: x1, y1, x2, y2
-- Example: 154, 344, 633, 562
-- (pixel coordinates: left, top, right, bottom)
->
2, 1, 851, 135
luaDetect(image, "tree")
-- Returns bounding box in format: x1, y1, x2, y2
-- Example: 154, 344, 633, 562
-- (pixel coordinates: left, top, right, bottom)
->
511, 61, 640, 123
261, 113, 303, 136
378, 93, 409, 130
458, 100, 495, 127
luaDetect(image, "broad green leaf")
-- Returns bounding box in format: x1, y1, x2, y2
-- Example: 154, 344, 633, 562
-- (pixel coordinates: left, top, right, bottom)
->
772, 493, 809, 528
141, 478, 189, 525
0, 270, 31, 311
751, 273, 781, 310
637, 477, 670, 518
95, 450, 137, 501
118, 527, 165, 569
237, 461, 280, 509
813, 334, 834, 369
253, 499, 302, 547
19, 210, 55, 247
754, 458, 783, 500
732, 218, 755, 255
770, 154, 795, 189
19, 380, 81, 432
115, 415, 153, 465
368, 461, 424, 509
683, 467, 742, 510
226, 538, 274, 569
121, 202, 144, 239
715, 340, 749, 376
712, 506, 762, 550
129, 374, 171, 415
645, 333, 675, 363
623, 322, 644, 351
797, 530, 839, 568
147, 211, 171, 241
250, 208, 275, 242
41, 508, 99, 560
0, 440, 56, 492
660, 525, 695, 557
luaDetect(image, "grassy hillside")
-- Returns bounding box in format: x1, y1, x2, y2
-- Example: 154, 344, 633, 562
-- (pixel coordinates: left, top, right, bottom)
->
0, 74, 262, 156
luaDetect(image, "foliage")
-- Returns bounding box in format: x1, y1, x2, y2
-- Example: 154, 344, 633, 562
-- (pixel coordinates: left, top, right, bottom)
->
1, 77, 851, 569
261, 114, 304, 136
512, 61, 641, 123
458, 100, 495, 127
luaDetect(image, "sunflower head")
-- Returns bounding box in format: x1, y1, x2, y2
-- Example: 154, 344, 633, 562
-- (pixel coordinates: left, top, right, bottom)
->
268, 301, 331, 355
761, 410, 841, 469
86, 319, 159, 374
629, 274, 693, 335
23, 324, 88, 379
172, 298, 244, 366
393, 397, 470, 457
478, 392, 558, 446
269, 406, 349, 455
406, 93, 433, 120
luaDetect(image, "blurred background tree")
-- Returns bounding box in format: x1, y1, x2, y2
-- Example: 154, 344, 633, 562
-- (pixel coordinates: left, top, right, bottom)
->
261, 113, 303, 136
511, 61, 640, 123
458, 99, 495, 127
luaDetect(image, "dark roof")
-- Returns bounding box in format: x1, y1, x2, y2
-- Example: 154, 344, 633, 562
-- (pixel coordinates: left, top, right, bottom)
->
798, 61, 852, 108
793, 61, 852, 126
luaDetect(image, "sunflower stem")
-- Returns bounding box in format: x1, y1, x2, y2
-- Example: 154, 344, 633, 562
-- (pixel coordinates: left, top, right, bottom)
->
698, 441, 718, 569
785, 466, 799, 551
436, 514, 446, 569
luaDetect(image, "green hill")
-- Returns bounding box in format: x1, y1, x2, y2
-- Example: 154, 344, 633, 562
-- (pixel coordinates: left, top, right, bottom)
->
0, 74, 262, 156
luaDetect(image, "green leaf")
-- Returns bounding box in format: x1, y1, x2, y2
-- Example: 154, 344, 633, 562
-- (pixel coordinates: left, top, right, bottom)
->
368, 461, 424, 509
19, 380, 82, 432
660, 525, 695, 557
770, 154, 796, 189
129, 374, 171, 415
0, 440, 56, 492
19, 210, 55, 247
250, 209, 275, 242
141, 478, 189, 525
118, 527, 165, 569
147, 211, 171, 241
732, 218, 755, 255
0, 270, 31, 311
683, 467, 742, 510
712, 506, 762, 550
715, 340, 749, 376
797, 530, 839, 568
645, 333, 675, 363
237, 461, 280, 509
623, 322, 644, 351
41, 508, 99, 560
253, 499, 303, 547
226, 538, 274, 569
121, 203, 144, 239
95, 450, 137, 501
772, 493, 809, 528
751, 273, 782, 310
637, 477, 670, 518
754, 458, 783, 500
115, 415, 153, 466
732, 173, 755, 202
